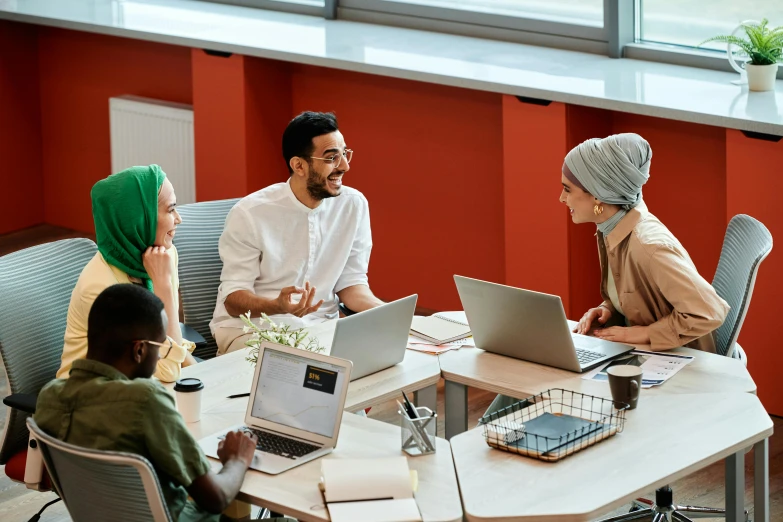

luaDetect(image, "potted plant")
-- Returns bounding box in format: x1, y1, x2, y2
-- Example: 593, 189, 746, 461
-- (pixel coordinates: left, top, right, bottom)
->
240, 312, 324, 365
700, 18, 783, 92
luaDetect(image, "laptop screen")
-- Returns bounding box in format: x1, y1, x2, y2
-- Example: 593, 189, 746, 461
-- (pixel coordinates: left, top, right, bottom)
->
250, 347, 348, 438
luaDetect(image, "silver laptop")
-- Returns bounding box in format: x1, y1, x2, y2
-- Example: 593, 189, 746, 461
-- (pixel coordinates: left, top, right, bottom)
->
454, 275, 633, 372
199, 341, 352, 474
330, 295, 418, 380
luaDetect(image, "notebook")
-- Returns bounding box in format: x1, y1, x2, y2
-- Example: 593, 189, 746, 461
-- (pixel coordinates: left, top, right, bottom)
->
486, 412, 615, 461
409, 314, 471, 344
321, 457, 422, 522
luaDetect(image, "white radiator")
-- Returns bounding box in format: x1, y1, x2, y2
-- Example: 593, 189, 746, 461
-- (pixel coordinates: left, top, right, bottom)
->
109, 95, 196, 204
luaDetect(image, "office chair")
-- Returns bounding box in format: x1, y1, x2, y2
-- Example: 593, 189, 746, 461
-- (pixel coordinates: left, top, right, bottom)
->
173, 198, 241, 359
599, 214, 772, 522
27, 417, 174, 522
1, 238, 97, 500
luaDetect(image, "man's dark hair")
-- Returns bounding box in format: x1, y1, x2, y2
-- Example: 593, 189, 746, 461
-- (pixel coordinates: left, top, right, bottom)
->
87, 284, 165, 361
282, 111, 339, 174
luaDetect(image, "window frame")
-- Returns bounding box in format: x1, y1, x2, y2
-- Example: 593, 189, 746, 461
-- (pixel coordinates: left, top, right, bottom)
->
202, 0, 783, 80
204, 0, 325, 17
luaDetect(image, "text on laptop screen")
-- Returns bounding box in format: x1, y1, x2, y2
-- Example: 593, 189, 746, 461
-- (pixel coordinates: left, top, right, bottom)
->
251, 348, 347, 438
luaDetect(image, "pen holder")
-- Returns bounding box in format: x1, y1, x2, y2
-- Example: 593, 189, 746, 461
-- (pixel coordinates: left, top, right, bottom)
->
400, 406, 437, 456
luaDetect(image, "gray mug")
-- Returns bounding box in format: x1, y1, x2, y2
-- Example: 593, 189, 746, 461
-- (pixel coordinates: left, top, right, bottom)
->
606, 365, 642, 410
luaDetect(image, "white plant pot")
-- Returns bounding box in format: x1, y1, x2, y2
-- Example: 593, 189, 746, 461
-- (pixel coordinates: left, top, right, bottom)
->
745, 63, 778, 92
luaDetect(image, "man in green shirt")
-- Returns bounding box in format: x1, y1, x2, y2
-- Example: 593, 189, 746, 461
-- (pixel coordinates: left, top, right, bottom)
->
35, 284, 271, 521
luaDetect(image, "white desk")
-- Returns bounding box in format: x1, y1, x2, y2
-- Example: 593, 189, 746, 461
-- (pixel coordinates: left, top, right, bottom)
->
439, 345, 756, 438
171, 344, 440, 415
450, 392, 773, 522
171, 352, 461, 521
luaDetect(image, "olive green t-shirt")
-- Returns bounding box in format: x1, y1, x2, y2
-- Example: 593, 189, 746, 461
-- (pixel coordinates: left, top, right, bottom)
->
34, 359, 215, 522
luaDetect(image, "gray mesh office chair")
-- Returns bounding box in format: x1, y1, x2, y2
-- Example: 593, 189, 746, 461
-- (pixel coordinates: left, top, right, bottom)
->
711, 214, 773, 360
173, 198, 240, 359
0, 239, 97, 471
27, 417, 173, 522
601, 214, 772, 522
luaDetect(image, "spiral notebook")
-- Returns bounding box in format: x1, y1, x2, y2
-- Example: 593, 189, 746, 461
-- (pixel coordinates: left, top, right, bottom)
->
410, 312, 471, 345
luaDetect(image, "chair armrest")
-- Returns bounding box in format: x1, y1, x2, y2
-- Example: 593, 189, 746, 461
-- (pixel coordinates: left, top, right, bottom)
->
180, 322, 206, 346
3, 393, 37, 414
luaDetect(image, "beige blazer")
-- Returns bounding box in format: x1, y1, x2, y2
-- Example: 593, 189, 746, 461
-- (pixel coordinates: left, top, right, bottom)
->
597, 204, 729, 352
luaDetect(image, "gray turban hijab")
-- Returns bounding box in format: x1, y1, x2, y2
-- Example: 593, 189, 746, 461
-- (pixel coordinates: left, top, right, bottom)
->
564, 133, 652, 236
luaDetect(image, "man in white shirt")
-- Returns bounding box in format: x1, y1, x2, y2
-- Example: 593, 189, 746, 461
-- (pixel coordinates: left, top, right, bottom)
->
210, 111, 384, 354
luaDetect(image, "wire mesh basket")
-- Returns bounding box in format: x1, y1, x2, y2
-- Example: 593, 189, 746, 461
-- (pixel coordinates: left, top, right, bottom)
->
477, 388, 627, 462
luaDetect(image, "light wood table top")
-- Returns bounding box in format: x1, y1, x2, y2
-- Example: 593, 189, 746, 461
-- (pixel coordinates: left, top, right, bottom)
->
168, 335, 460, 522
450, 392, 773, 522
236, 413, 462, 522
439, 344, 756, 401
170, 343, 441, 414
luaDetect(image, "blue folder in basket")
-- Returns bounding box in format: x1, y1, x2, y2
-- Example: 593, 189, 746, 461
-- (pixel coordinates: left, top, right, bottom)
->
507, 413, 610, 456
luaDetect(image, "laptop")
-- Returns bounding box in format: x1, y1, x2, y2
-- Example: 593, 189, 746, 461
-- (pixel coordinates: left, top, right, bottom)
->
199, 341, 352, 474
329, 295, 418, 380
454, 275, 633, 372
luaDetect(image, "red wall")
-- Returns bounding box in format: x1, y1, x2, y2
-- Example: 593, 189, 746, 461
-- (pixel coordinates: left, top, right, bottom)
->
289, 66, 506, 311
0, 21, 43, 234
37, 27, 192, 232
726, 131, 783, 414
4, 24, 781, 413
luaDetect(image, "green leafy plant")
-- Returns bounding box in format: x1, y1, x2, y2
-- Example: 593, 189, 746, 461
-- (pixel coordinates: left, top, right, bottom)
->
700, 18, 783, 66
241, 312, 324, 365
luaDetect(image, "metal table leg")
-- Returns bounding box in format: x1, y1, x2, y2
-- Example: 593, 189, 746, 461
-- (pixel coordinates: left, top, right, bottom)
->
414, 384, 437, 415
754, 438, 769, 522
725, 450, 745, 522
444, 380, 468, 440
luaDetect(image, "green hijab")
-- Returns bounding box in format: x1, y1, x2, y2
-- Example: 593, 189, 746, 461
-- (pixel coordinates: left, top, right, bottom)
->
91, 165, 166, 291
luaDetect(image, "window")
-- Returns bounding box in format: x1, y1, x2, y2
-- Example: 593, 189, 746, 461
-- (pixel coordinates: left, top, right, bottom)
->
339, 0, 610, 52
638, 0, 783, 52
206, 0, 325, 17
362, 0, 603, 27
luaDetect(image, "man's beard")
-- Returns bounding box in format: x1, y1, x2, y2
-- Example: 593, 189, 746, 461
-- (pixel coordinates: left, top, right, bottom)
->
306, 170, 341, 201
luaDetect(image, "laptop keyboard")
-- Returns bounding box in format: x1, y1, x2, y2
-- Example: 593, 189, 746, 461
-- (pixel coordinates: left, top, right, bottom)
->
244, 428, 320, 460
574, 348, 605, 365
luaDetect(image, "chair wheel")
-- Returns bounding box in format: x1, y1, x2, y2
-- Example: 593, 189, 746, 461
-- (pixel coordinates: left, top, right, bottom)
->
629, 504, 642, 512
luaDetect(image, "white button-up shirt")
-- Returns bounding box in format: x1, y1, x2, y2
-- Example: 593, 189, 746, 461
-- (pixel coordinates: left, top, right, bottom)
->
210, 180, 372, 334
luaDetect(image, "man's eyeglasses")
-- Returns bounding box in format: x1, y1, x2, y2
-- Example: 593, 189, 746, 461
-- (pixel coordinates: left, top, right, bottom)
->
139, 338, 173, 359
309, 149, 353, 169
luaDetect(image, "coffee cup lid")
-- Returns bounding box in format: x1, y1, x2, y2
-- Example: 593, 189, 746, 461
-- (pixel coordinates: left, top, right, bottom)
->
174, 378, 204, 392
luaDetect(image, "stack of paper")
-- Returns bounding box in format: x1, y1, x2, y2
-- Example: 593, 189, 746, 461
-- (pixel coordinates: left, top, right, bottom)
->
321, 457, 422, 522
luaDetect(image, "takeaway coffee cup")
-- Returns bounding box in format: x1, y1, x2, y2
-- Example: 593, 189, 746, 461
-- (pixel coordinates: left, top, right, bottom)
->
606, 365, 642, 410
174, 378, 204, 423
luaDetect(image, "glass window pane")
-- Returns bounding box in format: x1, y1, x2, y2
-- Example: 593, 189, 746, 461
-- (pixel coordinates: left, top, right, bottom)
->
640, 0, 783, 51
380, 0, 603, 26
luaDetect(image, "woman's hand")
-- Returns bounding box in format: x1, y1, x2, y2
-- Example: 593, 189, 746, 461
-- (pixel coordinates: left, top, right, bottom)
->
142, 246, 173, 290
574, 306, 612, 335
594, 325, 650, 345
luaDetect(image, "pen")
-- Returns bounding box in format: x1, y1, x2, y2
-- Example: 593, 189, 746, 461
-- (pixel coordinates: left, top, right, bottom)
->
401, 390, 418, 419
227, 392, 250, 399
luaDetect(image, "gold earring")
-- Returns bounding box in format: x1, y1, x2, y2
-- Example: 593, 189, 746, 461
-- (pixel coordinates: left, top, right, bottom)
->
593, 203, 604, 216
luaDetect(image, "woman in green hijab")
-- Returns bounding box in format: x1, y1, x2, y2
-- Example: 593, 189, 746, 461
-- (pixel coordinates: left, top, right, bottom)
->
58, 165, 197, 382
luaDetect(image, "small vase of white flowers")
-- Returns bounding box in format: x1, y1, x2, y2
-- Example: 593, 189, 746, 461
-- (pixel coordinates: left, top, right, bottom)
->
240, 312, 324, 366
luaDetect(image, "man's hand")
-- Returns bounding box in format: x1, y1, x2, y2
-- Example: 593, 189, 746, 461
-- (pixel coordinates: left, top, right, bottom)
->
142, 246, 173, 289
594, 325, 650, 345
574, 306, 612, 335
217, 430, 257, 468
275, 281, 324, 318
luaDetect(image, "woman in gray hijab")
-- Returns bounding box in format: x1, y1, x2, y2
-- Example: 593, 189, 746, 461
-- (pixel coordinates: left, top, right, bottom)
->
561, 133, 728, 349
486, 133, 728, 416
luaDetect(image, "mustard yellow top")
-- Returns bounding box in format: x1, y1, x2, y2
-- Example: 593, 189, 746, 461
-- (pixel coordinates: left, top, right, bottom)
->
58, 246, 194, 382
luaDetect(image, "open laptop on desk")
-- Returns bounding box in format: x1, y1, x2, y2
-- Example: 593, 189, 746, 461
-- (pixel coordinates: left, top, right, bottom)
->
454, 275, 633, 372
199, 341, 352, 474
329, 294, 417, 380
